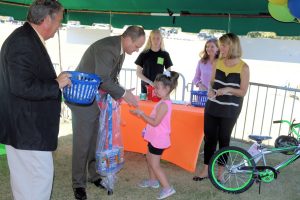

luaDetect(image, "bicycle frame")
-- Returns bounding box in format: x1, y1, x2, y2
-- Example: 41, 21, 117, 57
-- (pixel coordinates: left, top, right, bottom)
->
246, 119, 300, 170
208, 119, 300, 194
276, 119, 300, 139
250, 144, 300, 172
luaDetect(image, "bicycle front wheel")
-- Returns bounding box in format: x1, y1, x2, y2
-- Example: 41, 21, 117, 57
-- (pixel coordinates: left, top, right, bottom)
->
208, 146, 256, 194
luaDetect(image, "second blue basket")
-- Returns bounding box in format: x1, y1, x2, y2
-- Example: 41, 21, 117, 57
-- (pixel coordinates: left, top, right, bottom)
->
63, 71, 102, 105
190, 90, 208, 107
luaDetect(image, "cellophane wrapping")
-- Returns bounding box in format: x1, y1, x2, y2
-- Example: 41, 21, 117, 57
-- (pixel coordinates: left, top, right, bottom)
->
96, 91, 124, 191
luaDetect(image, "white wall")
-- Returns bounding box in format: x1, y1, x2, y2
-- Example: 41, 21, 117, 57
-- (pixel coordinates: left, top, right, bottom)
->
241, 37, 300, 63
1, 23, 300, 87
46, 26, 110, 71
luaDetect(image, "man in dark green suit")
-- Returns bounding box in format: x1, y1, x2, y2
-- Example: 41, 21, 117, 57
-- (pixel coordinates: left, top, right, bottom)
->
67, 26, 145, 200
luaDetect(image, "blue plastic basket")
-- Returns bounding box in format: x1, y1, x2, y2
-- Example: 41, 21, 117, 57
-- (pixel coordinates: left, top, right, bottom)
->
63, 71, 101, 105
190, 90, 208, 107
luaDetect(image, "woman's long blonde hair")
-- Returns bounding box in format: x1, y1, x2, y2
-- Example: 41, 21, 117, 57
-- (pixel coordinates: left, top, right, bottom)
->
143, 29, 165, 52
219, 33, 242, 59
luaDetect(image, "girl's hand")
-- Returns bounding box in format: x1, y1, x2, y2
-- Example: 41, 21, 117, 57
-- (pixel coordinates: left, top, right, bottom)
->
130, 109, 144, 117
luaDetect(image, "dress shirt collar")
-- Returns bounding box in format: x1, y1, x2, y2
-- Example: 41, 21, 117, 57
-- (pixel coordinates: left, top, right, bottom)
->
120, 38, 124, 56
30, 23, 46, 47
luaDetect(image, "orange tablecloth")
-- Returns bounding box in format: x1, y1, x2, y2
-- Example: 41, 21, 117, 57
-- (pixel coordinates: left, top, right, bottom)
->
120, 100, 204, 172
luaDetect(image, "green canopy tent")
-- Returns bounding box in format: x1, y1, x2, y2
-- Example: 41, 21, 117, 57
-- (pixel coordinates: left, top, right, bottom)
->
0, 0, 299, 36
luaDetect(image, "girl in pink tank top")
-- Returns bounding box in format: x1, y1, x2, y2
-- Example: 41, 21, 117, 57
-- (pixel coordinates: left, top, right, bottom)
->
130, 70, 179, 199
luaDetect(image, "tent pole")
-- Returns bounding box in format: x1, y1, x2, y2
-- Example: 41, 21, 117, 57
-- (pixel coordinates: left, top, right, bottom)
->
227, 13, 231, 33
109, 11, 112, 33
57, 29, 63, 73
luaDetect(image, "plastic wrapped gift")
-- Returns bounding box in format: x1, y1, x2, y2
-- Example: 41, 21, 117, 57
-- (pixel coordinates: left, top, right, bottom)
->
96, 146, 124, 175
95, 92, 124, 195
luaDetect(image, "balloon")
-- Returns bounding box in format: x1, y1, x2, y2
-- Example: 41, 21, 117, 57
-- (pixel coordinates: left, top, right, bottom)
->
268, 3, 295, 22
268, 0, 287, 5
288, 0, 300, 18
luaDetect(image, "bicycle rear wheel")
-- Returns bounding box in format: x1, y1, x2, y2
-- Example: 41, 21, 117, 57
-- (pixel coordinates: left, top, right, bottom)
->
208, 146, 256, 194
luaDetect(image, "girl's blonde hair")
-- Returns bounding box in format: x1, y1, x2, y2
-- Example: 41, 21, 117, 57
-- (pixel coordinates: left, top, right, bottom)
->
200, 38, 219, 64
219, 33, 242, 59
143, 29, 165, 52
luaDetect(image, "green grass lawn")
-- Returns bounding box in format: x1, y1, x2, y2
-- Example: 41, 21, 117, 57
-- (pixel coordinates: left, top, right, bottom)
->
1, 136, 300, 200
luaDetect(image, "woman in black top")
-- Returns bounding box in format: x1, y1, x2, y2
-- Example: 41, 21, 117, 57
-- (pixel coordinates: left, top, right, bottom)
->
193, 33, 250, 182
135, 29, 173, 93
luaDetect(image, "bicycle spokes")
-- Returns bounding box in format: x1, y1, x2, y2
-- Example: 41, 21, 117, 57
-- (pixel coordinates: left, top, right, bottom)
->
208, 146, 256, 194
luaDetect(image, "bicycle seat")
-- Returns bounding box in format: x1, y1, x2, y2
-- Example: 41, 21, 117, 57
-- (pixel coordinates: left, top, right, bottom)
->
248, 135, 272, 142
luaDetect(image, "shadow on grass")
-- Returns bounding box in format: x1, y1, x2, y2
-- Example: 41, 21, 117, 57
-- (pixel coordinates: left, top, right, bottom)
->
1, 136, 300, 200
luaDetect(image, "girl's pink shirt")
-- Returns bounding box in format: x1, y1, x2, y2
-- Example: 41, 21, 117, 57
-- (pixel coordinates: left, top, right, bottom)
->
144, 100, 172, 149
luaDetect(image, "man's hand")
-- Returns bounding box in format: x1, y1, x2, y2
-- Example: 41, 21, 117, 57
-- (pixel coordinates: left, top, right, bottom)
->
55, 72, 71, 89
123, 88, 138, 107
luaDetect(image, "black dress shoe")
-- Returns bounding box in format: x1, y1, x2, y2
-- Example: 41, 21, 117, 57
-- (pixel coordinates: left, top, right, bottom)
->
73, 187, 87, 200
92, 178, 106, 189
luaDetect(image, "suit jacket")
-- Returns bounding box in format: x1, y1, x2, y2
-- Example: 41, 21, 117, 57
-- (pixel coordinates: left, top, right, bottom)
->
76, 36, 125, 99
0, 22, 62, 151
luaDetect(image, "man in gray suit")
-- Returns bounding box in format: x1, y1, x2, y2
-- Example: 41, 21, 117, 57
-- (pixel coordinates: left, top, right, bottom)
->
67, 26, 145, 200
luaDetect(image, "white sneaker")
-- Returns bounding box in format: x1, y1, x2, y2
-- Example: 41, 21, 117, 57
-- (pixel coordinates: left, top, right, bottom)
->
156, 187, 176, 199
138, 179, 160, 189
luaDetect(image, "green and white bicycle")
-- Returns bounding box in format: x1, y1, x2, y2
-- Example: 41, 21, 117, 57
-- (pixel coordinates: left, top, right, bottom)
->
208, 119, 300, 194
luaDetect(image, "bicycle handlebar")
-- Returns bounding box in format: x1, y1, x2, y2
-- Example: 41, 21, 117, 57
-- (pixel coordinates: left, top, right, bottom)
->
273, 120, 292, 125
273, 119, 300, 139
273, 120, 283, 124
